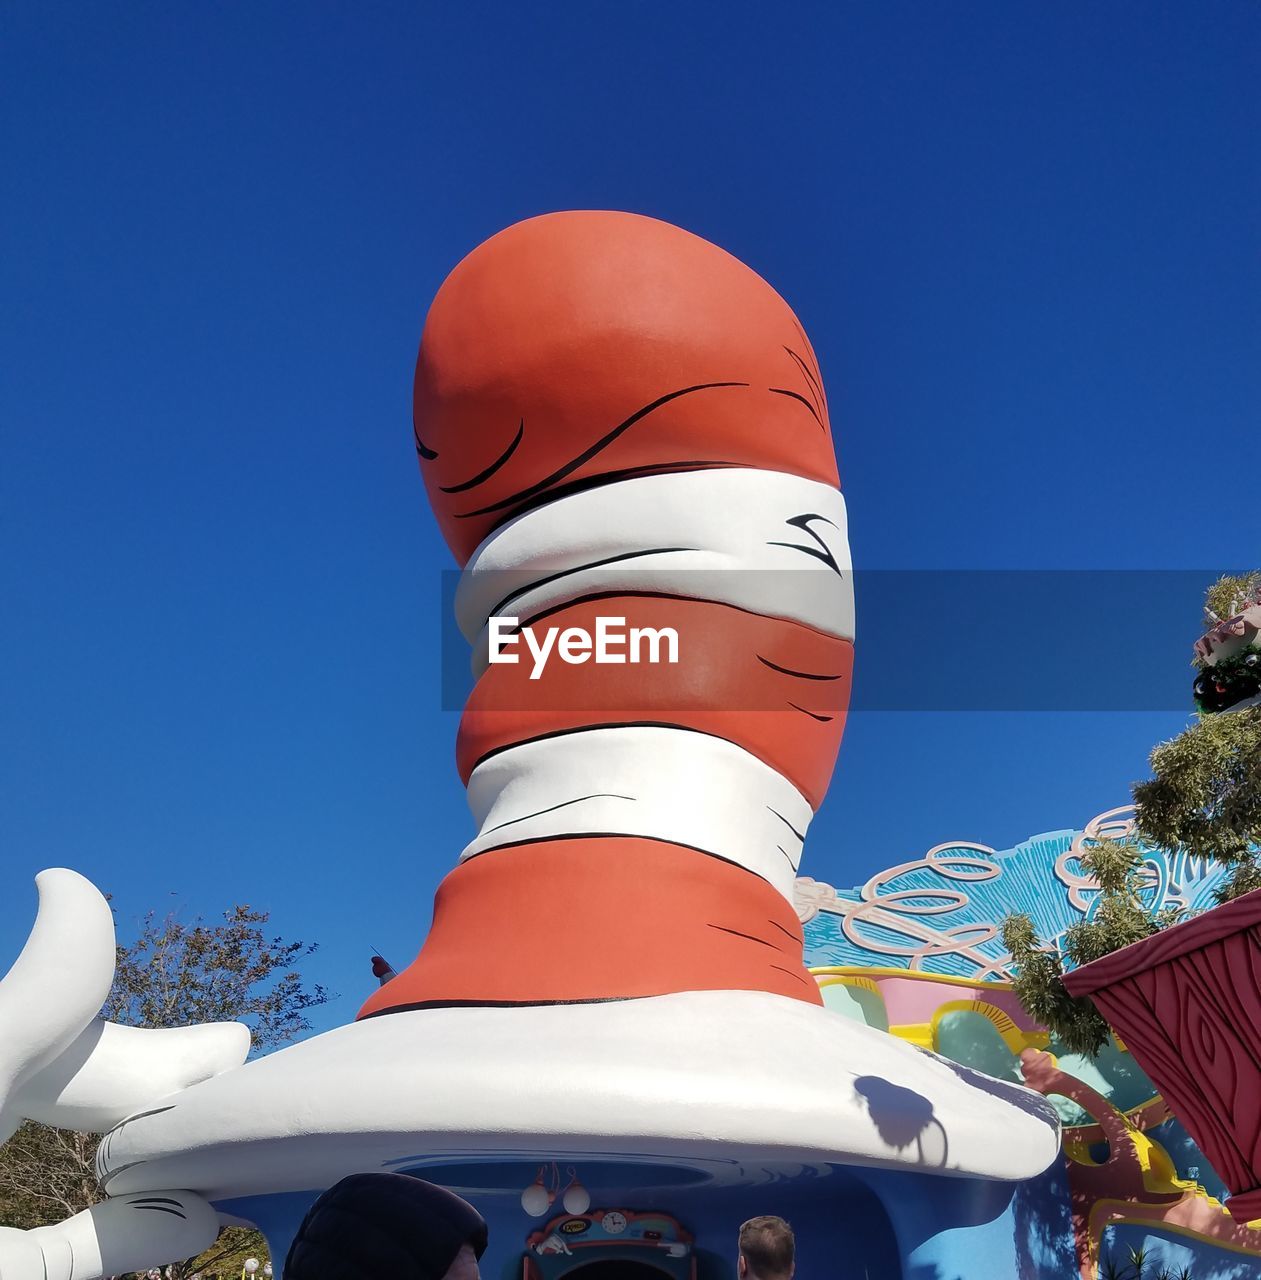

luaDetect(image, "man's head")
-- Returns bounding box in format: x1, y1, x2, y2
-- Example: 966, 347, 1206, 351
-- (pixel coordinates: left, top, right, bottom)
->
737, 1216, 795, 1280
285, 1172, 488, 1280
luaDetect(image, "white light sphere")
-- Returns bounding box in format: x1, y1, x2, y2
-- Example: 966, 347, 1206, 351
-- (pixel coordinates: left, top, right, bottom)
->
562, 1181, 590, 1215
244, 1261, 260, 1275
521, 1182, 551, 1217
264, 1266, 273, 1278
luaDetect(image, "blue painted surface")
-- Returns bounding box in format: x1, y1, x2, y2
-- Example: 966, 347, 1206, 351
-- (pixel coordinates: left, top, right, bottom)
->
216, 1189, 319, 1272
1153, 1115, 1232, 1206
219, 1165, 904, 1280
863, 1164, 1075, 1280
1102, 1222, 1261, 1280
223, 1167, 1080, 1280
802, 824, 1233, 980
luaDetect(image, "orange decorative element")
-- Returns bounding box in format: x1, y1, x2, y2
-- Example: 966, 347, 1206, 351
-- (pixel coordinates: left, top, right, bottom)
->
413, 210, 838, 563
358, 838, 823, 1017
458, 597, 853, 808
1063, 1095, 1172, 1154
1019, 1049, 1261, 1278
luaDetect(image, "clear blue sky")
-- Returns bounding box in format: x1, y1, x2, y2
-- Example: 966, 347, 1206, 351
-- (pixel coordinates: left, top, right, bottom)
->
2, 4, 1258, 1034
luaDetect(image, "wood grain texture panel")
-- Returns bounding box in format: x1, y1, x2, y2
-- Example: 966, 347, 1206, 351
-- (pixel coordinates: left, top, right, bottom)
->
1065, 888, 1261, 991
1065, 896, 1261, 1209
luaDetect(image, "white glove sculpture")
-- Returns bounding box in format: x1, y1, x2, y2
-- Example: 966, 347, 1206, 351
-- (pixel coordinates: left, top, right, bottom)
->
0, 870, 250, 1280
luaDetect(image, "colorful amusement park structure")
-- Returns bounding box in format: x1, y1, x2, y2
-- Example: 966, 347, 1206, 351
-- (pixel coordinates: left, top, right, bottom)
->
803, 805, 1261, 1278
0, 213, 1258, 1280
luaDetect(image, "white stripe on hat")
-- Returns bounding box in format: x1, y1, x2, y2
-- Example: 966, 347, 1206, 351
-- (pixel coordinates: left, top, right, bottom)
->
456, 468, 853, 673
460, 726, 815, 902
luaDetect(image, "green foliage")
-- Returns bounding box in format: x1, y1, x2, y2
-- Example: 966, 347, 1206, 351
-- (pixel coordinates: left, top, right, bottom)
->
1133, 707, 1261, 903
1001, 911, 1108, 1058
1100, 1255, 1128, 1280
1202, 571, 1261, 630
1001, 835, 1178, 1057
0, 903, 332, 1275
1100, 1256, 1127, 1280
1191, 645, 1261, 713
1098, 1243, 1195, 1280
1003, 574, 1261, 1056
106, 904, 330, 1050
175, 1225, 271, 1280
1196, 646, 1261, 688
0, 1125, 101, 1232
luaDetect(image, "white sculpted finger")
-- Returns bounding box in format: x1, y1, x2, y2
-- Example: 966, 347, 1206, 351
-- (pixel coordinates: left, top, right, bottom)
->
12, 1192, 220, 1280
0, 870, 116, 1128
15, 1020, 251, 1134
0, 1226, 48, 1280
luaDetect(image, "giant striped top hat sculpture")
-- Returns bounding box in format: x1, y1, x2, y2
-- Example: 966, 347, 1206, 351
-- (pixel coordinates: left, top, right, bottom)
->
0, 212, 1061, 1280
361, 210, 854, 1016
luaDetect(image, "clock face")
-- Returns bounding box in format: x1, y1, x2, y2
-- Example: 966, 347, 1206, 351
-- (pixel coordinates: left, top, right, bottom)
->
601, 1211, 628, 1235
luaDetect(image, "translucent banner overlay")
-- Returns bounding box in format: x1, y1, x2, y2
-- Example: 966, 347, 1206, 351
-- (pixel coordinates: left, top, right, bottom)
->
434, 570, 1242, 712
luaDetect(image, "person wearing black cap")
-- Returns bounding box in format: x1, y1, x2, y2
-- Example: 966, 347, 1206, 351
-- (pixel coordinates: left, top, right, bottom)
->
284, 1172, 488, 1280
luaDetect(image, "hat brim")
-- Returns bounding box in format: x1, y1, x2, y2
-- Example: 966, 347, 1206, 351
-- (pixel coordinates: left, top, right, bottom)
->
98, 989, 1061, 1202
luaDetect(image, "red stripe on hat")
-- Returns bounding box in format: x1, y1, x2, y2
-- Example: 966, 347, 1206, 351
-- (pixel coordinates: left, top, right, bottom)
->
458, 597, 852, 809
413, 212, 837, 563
357, 838, 822, 1018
